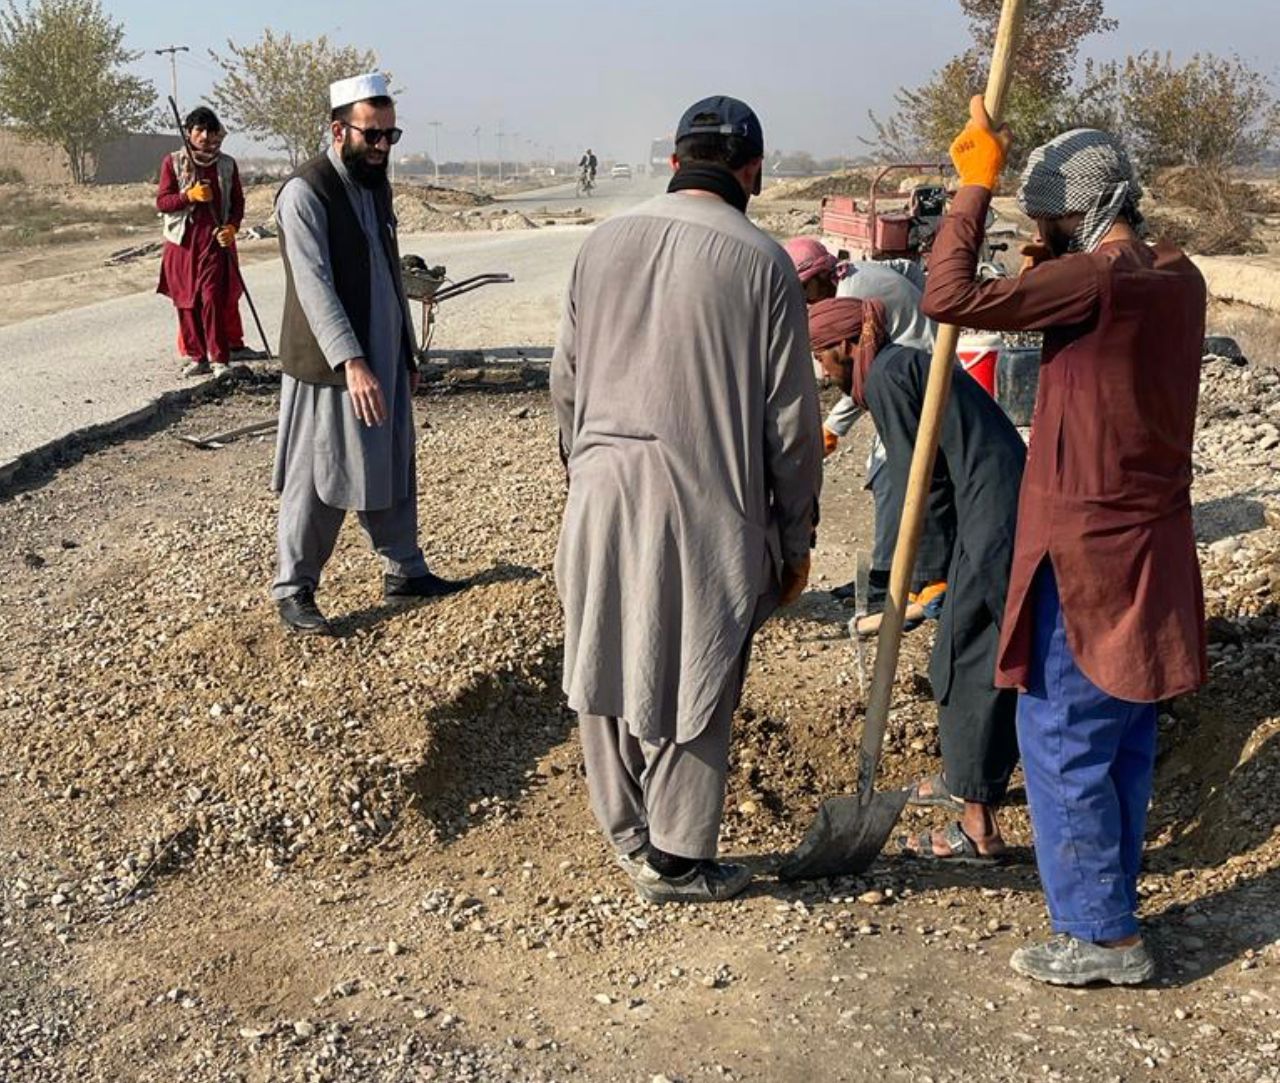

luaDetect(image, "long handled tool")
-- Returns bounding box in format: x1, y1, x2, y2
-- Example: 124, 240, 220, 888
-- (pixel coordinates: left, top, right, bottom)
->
167, 96, 273, 360
779, 0, 1026, 881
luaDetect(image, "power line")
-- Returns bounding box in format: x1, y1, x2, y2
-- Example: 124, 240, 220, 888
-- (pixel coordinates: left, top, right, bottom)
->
154, 45, 190, 105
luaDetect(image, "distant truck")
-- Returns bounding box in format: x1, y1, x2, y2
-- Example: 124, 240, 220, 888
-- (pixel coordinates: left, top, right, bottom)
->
649, 137, 674, 176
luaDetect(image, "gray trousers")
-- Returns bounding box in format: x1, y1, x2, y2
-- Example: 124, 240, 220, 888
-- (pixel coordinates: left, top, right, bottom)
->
579, 660, 745, 861
272, 468, 428, 600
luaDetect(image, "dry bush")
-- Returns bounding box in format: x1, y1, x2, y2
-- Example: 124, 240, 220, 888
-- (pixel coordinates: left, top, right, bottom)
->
1147, 166, 1269, 256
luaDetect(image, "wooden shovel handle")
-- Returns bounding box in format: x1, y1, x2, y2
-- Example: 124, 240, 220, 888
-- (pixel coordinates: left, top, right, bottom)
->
857, 0, 1026, 806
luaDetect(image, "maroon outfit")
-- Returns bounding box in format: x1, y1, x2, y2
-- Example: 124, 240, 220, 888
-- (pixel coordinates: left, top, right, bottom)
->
923, 186, 1206, 703
155, 153, 245, 363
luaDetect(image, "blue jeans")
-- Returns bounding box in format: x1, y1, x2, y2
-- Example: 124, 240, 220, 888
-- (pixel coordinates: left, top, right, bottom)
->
1016, 564, 1157, 942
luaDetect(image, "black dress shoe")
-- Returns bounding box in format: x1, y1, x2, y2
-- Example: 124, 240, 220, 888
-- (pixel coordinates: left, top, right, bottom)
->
384, 571, 469, 603
277, 588, 333, 634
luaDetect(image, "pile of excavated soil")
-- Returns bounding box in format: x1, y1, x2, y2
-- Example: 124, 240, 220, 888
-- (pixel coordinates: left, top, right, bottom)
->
759, 169, 875, 202
749, 207, 821, 239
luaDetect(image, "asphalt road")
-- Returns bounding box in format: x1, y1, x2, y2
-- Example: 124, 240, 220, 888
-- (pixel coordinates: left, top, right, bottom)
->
0, 178, 665, 475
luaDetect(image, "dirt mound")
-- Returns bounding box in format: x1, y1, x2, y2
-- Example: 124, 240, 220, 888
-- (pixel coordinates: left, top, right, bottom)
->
399, 183, 493, 207
486, 210, 538, 232
749, 208, 820, 239
759, 169, 874, 203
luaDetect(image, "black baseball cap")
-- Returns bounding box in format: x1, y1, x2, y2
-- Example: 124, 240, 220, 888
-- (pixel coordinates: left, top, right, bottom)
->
675, 96, 764, 156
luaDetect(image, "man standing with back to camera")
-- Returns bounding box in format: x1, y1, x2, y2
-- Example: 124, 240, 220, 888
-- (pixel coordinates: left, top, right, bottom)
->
270, 72, 465, 635
552, 96, 823, 903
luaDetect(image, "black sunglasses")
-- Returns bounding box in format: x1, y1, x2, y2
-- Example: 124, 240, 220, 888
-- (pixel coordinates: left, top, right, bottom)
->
344, 122, 402, 147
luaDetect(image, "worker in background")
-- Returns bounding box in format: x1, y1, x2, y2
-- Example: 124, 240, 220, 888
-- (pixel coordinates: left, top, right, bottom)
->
807, 295, 1025, 866
155, 106, 246, 378
924, 97, 1206, 987
783, 239, 952, 629
553, 96, 822, 904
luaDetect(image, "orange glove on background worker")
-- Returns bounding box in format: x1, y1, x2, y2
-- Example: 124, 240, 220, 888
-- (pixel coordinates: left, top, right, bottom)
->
949, 95, 1012, 190
185, 181, 213, 203
823, 427, 839, 456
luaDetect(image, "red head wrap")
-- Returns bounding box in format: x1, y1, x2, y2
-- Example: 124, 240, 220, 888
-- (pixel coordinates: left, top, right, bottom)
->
807, 297, 889, 407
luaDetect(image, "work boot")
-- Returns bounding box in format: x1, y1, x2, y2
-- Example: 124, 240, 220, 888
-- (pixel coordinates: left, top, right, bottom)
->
276, 588, 333, 635
1010, 935, 1155, 987
181, 358, 211, 378
230, 345, 268, 361
384, 571, 469, 604
633, 859, 753, 904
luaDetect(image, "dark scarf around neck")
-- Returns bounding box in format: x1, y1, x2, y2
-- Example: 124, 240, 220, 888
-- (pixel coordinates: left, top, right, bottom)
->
667, 164, 749, 214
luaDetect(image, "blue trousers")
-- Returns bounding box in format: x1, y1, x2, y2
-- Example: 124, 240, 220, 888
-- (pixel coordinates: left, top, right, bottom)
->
1016, 564, 1157, 942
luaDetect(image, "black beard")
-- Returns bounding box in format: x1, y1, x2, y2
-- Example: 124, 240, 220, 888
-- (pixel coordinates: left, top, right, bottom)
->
341, 142, 388, 188
1043, 218, 1076, 257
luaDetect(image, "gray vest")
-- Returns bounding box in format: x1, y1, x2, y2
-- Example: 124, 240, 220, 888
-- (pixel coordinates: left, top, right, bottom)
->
161, 151, 236, 245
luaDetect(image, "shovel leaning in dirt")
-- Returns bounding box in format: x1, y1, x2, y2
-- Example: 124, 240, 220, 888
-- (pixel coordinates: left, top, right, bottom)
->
777, 0, 1026, 882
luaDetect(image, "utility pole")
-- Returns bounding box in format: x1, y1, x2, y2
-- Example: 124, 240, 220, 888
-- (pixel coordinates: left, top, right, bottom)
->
495, 120, 505, 185
428, 121, 443, 185
154, 45, 189, 107
473, 127, 482, 191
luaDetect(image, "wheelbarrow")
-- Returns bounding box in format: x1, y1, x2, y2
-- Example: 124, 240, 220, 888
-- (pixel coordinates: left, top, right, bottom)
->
400, 256, 515, 357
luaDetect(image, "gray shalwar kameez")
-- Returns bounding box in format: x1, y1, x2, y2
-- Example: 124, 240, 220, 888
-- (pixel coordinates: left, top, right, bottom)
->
552, 192, 823, 859
271, 147, 427, 599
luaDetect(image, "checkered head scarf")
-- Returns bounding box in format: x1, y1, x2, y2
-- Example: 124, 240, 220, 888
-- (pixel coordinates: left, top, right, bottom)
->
1017, 129, 1147, 254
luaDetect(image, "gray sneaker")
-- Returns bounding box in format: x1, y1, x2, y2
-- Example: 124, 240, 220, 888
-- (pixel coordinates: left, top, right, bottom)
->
1010, 935, 1156, 986
614, 846, 650, 881
633, 859, 753, 904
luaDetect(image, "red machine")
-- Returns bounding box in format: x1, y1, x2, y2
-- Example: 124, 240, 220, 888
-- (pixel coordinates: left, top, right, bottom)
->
819, 162, 951, 263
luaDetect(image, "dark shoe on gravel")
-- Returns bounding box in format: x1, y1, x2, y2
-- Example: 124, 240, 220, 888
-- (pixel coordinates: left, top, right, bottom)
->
384, 572, 469, 603
277, 588, 333, 635
230, 346, 269, 361
633, 859, 752, 904
830, 579, 887, 614
1010, 935, 1155, 987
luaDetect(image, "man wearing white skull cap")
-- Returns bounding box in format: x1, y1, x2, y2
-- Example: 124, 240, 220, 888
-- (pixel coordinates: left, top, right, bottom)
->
270, 71, 467, 633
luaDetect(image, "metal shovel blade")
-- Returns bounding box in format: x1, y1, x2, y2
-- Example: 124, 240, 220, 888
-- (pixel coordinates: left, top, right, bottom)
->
776, 788, 909, 881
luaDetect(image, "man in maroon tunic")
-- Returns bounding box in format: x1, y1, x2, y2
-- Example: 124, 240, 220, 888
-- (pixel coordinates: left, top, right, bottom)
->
923, 97, 1206, 986
155, 106, 245, 377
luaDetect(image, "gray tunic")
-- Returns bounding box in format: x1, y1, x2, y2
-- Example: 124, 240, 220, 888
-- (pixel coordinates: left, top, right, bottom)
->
271, 147, 415, 512
552, 192, 824, 745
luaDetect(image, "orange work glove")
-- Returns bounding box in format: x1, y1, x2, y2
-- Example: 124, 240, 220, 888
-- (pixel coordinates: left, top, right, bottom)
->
949, 95, 1012, 190
185, 181, 213, 203
823, 426, 839, 457
215, 224, 237, 248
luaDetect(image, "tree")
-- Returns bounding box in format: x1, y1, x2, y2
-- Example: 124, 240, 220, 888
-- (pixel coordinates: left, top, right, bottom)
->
868, 0, 1118, 170
0, 0, 155, 183
209, 31, 382, 167
1116, 52, 1280, 171
958, 0, 1117, 96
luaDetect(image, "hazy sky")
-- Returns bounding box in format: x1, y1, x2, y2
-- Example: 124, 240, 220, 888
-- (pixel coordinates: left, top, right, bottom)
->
109, 0, 1278, 163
